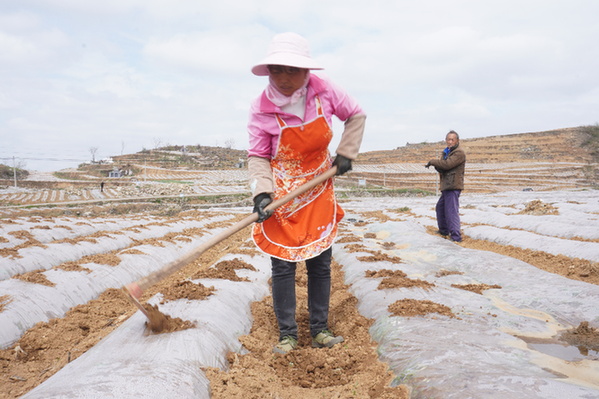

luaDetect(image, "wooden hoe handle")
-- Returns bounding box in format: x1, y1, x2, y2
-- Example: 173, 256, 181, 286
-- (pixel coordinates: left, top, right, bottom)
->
124, 166, 338, 298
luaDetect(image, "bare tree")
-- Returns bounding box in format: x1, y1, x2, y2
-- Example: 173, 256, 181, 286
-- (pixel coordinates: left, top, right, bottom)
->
224, 138, 235, 149
89, 147, 98, 163
121, 141, 125, 155
153, 137, 163, 150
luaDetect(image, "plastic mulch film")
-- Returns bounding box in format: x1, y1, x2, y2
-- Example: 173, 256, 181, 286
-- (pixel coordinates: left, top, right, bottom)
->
334, 218, 599, 399
22, 253, 271, 399
0, 215, 235, 349
0, 214, 234, 279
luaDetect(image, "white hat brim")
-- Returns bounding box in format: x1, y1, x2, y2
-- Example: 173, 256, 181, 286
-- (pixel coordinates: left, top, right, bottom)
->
251, 53, 324, 76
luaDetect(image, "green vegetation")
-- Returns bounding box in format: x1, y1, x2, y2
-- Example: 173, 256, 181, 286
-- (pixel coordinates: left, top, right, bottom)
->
337, 187, 434, 198
156, 180, 194, 185
0, 164, 29, 180
54, 171, 96, 180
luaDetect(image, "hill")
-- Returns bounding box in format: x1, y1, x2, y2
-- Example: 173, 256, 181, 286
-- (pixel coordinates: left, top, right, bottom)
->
357, 126, 598, 164
3, 126, 597, 200
345, 125, 598, 193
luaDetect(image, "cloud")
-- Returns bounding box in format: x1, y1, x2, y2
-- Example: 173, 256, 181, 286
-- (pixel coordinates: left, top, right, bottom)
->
1, 1, 598, 171
143, 29, 265, 76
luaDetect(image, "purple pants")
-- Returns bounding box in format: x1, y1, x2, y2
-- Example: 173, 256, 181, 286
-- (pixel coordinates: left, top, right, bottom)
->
436, 189, 462, 241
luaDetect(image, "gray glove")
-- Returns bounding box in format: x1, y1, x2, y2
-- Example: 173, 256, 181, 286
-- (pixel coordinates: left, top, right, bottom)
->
333, 155, 352, 176
253, 192, 273, 223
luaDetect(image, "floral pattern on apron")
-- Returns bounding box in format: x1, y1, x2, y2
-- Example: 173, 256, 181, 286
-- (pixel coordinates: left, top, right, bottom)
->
252, 96, 344, 261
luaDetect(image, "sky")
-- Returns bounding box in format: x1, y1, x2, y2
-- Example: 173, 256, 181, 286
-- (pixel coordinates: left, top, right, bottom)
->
1, 0, 598, 172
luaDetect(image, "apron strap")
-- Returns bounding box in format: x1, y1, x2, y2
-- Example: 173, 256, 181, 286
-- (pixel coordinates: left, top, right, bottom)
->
275, 113, 286, 128
315, 95, 324, 117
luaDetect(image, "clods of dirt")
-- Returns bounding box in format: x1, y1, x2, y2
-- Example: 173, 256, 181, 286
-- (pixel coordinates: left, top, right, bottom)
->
79, 253, 121, 266
159, 280, 215, 302
55, 261, 92, 273
452, 283, 502, 295
335, 234, 362, 243
388, 299, 458, 319
192, 257, 256, 282
119, 248, 146, 255
12, 269, 55, 287
380, 241, 397, 249
435, 269, 464, 277
560, 321, 599, 353
0, 295, 12, 312
205, 260, 411, 399
518, 199, 559, 215
357, 250, 402, 264
366, 269, 435, 290
344, 243, 371, 253
142, 303, 194, 334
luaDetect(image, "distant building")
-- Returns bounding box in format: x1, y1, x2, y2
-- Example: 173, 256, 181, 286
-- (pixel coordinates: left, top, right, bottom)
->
108, 168, 123, 178
235, 158, 246, 168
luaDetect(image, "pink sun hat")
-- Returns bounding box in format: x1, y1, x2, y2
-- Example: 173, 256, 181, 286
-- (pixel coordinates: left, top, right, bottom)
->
251, 32, 324, 76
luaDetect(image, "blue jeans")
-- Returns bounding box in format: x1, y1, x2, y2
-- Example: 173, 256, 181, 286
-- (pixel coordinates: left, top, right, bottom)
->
271, 247, 332, 340
436, 189, 462, 241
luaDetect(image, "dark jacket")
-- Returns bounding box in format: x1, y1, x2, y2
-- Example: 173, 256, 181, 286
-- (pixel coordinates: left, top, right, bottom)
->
428, 143, 466, 191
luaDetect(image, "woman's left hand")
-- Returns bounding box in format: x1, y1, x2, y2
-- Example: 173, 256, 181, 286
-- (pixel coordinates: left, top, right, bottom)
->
333, 155, 352, 175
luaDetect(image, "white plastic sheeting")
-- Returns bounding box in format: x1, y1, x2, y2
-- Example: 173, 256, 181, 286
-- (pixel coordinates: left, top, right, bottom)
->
0, 214, 234, 279
0, 214, 234, 348
22, 253, 272, 398
345, 189, 599, 262
0, 215, 156, 247
6, 190, 599, 398
335, 217, 599, 398
463, 224, 599, 261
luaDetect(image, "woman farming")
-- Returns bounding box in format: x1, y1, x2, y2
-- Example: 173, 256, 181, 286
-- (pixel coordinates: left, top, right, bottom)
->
247, 32, 366, 354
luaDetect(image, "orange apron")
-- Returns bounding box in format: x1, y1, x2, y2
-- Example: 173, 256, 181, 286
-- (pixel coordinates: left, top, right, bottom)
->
252, 97, 344, 261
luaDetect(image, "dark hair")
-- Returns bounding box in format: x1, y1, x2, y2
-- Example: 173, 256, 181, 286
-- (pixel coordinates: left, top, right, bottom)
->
446, 130, 459, 140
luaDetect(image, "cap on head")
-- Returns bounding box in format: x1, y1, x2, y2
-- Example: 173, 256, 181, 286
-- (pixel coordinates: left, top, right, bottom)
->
251, 32, 324, 76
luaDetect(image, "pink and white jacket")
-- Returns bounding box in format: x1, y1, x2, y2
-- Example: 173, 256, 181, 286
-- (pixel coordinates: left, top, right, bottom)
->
247, 74, 366, 196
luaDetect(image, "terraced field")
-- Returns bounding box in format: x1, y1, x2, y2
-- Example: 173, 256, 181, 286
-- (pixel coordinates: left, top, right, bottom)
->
0, 127, 598, 398
1, 128, 597, 208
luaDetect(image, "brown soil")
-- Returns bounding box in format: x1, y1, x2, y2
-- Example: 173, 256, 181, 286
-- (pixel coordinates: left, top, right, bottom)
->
191, 258, 256, 282
141, 303, 195, 334
356, 251, 403, 264
366, 269, 436, 290
462, 235, 599, 285
560, 322, 599, 352
1, 289, 135, 397
12, 270, 55, 287
425, 225, 599, 285
205, 260, 411, 398
0, 296, 11, 313
336, 235, 362, 243
451, 283, 502, 295
435, 269, 464, 277
388, 298, 458, 319
159, 280, 216, 302
517, 199, 560, 215
0, 219, 244, 398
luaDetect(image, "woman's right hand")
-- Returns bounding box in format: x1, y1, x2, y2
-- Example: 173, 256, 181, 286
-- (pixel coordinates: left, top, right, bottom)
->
253, 193, 273, 222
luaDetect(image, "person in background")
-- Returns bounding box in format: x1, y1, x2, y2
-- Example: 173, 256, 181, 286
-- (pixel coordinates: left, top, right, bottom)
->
426, 130, 466, 242
247, 32, 366, 354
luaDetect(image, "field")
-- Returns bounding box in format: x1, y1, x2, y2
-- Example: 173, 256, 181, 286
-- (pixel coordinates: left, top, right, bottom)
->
1, 128, 598, 398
